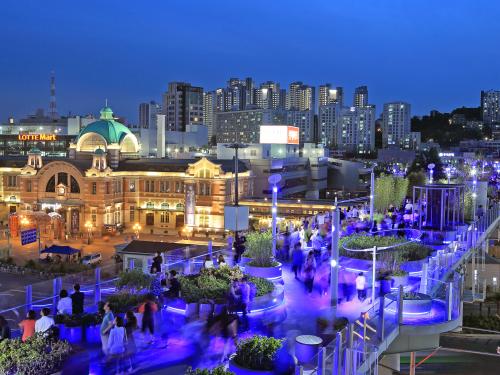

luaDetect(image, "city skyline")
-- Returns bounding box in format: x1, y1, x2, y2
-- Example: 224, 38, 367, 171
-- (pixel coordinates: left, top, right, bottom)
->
2, 0, 500, 122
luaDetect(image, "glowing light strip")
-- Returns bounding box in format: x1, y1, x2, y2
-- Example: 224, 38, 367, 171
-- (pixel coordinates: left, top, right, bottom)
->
385, 308, 430, 316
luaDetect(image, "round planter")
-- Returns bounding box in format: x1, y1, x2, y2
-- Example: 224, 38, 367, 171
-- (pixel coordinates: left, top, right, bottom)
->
391, 274, 409, 288
380, 279, 392, 295
198, 302, 213, 320
386, 292, 432, 315
185, 302, 199, 318
244, 262, 282, 280
228, 358, 275, 375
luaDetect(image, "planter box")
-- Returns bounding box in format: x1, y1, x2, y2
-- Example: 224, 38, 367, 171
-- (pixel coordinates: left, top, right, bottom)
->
199, 303, 213, 320
244, 262, 282, 280
228, 358, 275, 375
185, 302, 199, 318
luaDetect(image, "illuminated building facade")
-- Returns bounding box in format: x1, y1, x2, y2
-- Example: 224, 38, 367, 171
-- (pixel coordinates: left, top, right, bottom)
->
0, 107, 252, 236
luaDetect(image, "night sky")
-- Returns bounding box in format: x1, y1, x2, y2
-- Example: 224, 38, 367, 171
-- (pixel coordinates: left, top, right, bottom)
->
1, 0, 500, 123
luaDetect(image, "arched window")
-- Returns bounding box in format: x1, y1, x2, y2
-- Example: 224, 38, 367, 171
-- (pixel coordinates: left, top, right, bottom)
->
176, 203, 184, 211
46, 175, 56, 192
197, 168, 212, 178
146, 202, 154, 209
58, 172, 68, 186
79, 134, 107, 152
70, 176, 80, 193
161, 202, 169, 210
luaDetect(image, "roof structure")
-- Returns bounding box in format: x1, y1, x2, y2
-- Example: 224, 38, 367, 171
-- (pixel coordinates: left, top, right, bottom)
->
78, 107, 132, 144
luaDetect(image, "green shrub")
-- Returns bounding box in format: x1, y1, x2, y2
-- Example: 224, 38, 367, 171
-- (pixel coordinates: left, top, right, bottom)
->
185, 366, 234, 375
243, 231, 275, 267
178, 267, 274, 303
0, 335, 72, 375
115, 269, 152, 291
233, 335, 283, 371
463, 315, 500, 332
106, 291, 147, 312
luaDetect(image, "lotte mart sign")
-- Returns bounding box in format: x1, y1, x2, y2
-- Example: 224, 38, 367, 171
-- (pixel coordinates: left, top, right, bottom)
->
18, 134, 57, 141
259, 125, 299, 145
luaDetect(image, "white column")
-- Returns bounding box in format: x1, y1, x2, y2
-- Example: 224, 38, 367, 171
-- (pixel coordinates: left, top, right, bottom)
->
156, 114, 166, 158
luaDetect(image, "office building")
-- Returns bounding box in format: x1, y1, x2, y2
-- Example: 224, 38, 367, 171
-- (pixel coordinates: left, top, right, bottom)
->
354, 86, 369, 107
318, 102, 342, 147
319, 84, 343, 107
382, 102, 411, 148
339, 106, 376, 154
138, 101, 161, 129
287, 82, 315, 111
162, 82, 203, 131
481, 90, 500, 125
215, 109, 287, 144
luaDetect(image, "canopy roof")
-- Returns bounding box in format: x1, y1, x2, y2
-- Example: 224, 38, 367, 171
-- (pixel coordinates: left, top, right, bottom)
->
41, 245, 80, 255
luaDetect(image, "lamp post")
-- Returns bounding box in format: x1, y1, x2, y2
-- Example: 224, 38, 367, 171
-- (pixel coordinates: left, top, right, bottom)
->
471, 166, 477, 220
133, 223, 141, 239
446, 166, 451, 184
268, 174, 282, 257
369, 163, 376, 224
428, 163, 435, 184
330, 199, 340, 307
84, 221, 92, 245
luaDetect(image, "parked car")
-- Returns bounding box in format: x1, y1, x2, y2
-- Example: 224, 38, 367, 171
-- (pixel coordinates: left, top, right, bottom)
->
81, 253, 102, 265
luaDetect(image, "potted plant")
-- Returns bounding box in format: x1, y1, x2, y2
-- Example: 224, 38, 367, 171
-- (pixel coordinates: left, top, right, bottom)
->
243, 231, 282, 280
229, 335, 284, 375
185, 366, 235, 374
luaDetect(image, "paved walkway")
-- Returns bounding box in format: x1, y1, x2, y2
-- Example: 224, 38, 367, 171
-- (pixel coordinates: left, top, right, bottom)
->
60, 260, 366, 374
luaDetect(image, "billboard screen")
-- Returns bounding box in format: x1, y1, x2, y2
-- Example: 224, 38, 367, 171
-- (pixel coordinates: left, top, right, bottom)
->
259, 125, 300, 145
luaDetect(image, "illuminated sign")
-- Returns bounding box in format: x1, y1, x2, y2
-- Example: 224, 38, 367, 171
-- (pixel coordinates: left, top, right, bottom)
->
259, 126, 300, 145
18, 134, 57, 141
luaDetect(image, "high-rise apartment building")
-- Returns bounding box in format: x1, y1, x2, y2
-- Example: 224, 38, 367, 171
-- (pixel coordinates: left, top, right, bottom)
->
339, 106, 376, 154
256, 81, 283, 109
319, 84, 343, 107
286, 110, 315, 143
203, 91, 216, 142
162, 82, 203, 131
215, 109, 287, 144
138, 101, 161, 129
287, 82, 315, 112
353, 86, 369, 107
481, 90, 500, 125
318, 102, 342, 146
382, 102, 411, 148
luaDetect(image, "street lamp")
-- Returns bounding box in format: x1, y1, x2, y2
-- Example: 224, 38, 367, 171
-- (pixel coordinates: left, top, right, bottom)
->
268, 174, 282, 257
428, 163, 435, 184
369, 163, 377, 224
133, 223, 141, 239
84, 221, 92, 244
471, 166, 477, 220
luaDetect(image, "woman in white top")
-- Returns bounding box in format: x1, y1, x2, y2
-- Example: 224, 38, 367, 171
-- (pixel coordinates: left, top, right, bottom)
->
57, 289, 72, 315
203, 255, 214, 269
107, 316, 127, 373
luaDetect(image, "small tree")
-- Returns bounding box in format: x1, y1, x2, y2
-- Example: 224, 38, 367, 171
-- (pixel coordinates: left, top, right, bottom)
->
244, 230, 274, 267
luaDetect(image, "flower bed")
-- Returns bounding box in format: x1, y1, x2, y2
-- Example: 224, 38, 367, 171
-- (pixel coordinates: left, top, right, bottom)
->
0, 336, 72, 375
178, 267, 274, 303
229, 335, 283, 374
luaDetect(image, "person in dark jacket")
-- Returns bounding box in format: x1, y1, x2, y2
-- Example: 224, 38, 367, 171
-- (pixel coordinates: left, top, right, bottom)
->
71, 283, 85, 315
0, 315, 11, 341
151, 252, 163, 274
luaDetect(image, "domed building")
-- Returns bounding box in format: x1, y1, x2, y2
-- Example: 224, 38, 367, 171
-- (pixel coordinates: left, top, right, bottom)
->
0, 106, 252, 239
69, 106, 140, 166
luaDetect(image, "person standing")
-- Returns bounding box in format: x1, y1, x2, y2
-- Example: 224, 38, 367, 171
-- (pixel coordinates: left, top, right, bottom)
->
107, 316, 127, 374
291, 242, 304, 279
18, 310, 36, 342
100, 302, 115, 356
151, 252, 163, 274
355, 272, 367, 302
71, 284, 84, 315
139, 295, 158, 344
303, 251, 316, 294
0, 315, 11, 341
203, 255, 214, 269
125, 310, 137, 372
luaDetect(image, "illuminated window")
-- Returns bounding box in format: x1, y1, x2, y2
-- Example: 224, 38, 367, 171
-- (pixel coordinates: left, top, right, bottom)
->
26, 180, 32, 192
129, 205, 135, 222
160, 211, 169, 223
92, 182, 97, 195
197, 169, 212, 178
146, 202, 154, 209
176, 203, 184, 211
161, 202, 169, 210
8, 175, 17, 187
129, 180, 136, 192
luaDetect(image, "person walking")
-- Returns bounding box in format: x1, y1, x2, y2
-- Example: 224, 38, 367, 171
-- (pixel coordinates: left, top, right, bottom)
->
151, 252, 163, 274
139, 295, 158, 344
355, 272, 367, 302
303, 251, 316, 294
100, 302, 115, 356
291, 242, 304, 279
125, 310, 137, 372
71, 284, 84, 315
107, 316, 127, 374
57, 289, 72, 315
0, 315, 11, 341
18, 310, 36, 342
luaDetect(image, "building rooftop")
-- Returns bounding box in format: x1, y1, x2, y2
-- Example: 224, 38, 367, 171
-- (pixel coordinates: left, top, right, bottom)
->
78, 107, 132, 144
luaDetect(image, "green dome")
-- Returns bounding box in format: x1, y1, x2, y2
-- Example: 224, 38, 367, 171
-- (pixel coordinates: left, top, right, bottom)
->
94, 148, 106, 155
28, 147, 42, 154
78, 107, 132, 144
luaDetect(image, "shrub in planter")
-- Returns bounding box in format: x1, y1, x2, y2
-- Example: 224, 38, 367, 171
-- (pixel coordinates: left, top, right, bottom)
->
185, 366, 234, 375
0, 335, 72, 375
56, 313, 102, 327
115, 269, 153, 291
105, 292, 147, 313
232, 335, 283, 371
243, 231, 276, 267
